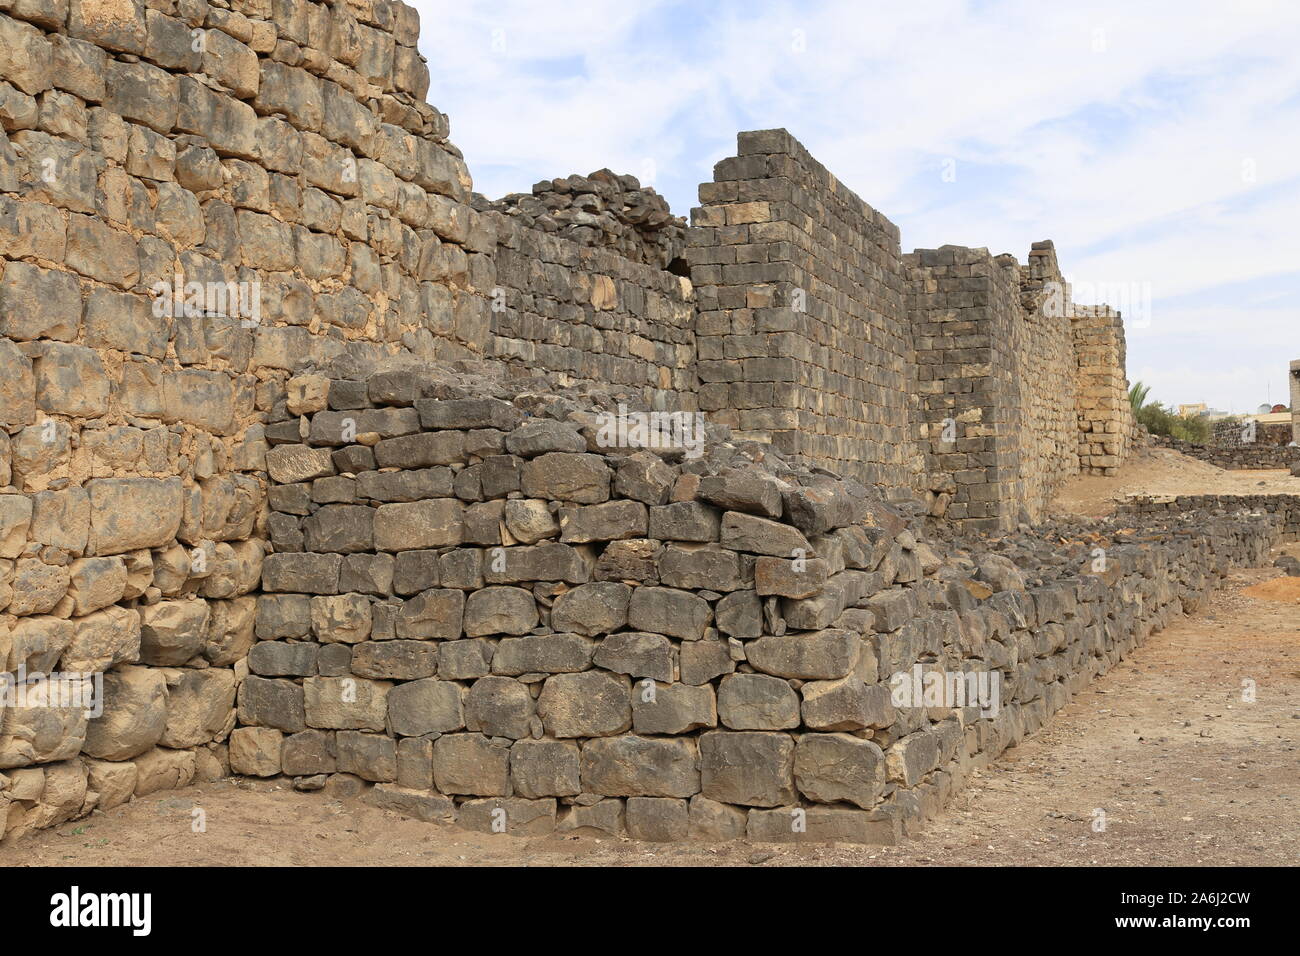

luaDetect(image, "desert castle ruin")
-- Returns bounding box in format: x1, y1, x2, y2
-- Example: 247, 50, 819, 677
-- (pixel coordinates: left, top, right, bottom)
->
3, 0, 1256, 846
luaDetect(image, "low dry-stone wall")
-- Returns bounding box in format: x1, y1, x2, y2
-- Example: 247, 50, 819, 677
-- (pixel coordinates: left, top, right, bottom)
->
222, 367, 1278, 843
1119, 494, 1300, 541
1152, 435, 1300, 471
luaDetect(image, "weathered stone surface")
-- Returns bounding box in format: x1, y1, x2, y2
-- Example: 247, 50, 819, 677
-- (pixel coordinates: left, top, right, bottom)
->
579, 735, 699, 798
717, 674, 800, 730
491, 633, 594, 676
746, 629, 858, 680
82, 666, 166, 761
61, 605, 140, 673
794, 733, 886, 809
386, 678, 464, 736
755, 556, 829, 598
558, 500, 646, 543
6, 616, 74, 673
679, 639, 735, 686
464, 675, 534, 739
699, 730, 796, 807
614, 451, 676, 505
688, 794, 748, 841
303, 676, 390, 731
237, 675, 306, 734
592, 632, 673, 682
505, 419, 586, 457
417, 398, 522, 431
302, 504, 374, 554
336, 730, 397, 782
350, 639, 437, 680
137, 599, 209, 666
714, 589, 762, 638
65, 556, 127, 615
648, 501, 721, 542
720, 511, 811, 557
746, 806, 900, 844
510, 738, 581, 798
626, 586, 710, 641
282, 729, 337, 776
800, 677, 895, 731
394, 588, 463, 639
262, 553, 342, 594
364, 784, 455, 823
229, 727, 282, 777
373, 499, 463, 551
0, 495, 33, 559
437, 638, 494, 680
536, 670, 631, 738
659, 544, 744, 591
160, 668, 236, 748
85, 757, 137, 811
631, 681, 716, 735
550, 581, 630, 636
698, 471, 784, 519
556, 798, 625, 837
482, 542, 590, 585
0, 340, 36, 430
463, 585, 538, 637
458, 796, 556, 835
0, 677, 90, 769
8, 558, 69, 615
432, 732, 510, 796
520, 453, 611, 503
85, 478, 183, 555
310, 593, 372, 643
626, 796, 690, 841
885, 730, 940, 787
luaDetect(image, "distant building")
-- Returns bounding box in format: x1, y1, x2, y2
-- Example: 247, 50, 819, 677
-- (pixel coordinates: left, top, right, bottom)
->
1178, 403, 1207, 417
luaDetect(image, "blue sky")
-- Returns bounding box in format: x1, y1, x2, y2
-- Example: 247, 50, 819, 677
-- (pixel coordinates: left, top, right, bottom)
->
413, 0, 1300, 414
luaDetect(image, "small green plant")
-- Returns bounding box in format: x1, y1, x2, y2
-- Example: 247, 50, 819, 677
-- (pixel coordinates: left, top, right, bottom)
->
1128, 381, 1152, 414
1135, 400, 1210, 443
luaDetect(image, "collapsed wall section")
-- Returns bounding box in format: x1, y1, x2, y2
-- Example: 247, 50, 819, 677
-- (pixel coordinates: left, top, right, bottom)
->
480, 173, 697, 411
688, 130, 919, 491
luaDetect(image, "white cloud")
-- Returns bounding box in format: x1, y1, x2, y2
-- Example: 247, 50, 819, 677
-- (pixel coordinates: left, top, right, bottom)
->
410, 0, 1300, 411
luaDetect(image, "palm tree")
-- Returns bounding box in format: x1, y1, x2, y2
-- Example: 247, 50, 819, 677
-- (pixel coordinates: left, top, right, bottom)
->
1128, 381, 1152, 414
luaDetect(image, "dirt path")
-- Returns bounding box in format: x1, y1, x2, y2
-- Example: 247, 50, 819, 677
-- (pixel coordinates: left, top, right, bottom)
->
1052, 444, 1300, 517
3, 561, 1296, 867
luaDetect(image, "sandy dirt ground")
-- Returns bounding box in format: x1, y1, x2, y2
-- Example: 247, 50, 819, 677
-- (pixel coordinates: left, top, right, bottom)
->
2, 559, 1296, 868
1051, 444, 1300, 517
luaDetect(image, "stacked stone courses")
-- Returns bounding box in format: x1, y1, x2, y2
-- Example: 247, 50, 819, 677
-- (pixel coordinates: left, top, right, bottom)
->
224, 367, 1276, 843
690, 129, 917, 492
1152, 435, 1300, 470
0, 0, 1165, 843
1119, 494, 1300, 541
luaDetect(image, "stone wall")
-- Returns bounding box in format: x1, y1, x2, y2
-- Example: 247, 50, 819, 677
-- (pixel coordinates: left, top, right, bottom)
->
908, 246, 1025, 532
1119, 493, 1300, 540
481, 186, 697, 412
689, 130, 919, 491
1152, 434, 1300, 470
223, 369, 1277, 843
1017, 241, 1083, 513
1073, 304, 1134, 474
0, 0, 492, 841
1, 2, 1150, 842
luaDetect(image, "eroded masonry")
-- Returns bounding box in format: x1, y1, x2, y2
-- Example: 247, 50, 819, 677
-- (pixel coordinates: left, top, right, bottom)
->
0, 0, 1269, 845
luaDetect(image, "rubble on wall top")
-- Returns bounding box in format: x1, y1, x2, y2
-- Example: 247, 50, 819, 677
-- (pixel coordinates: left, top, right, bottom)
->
474, 169, 688, 270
